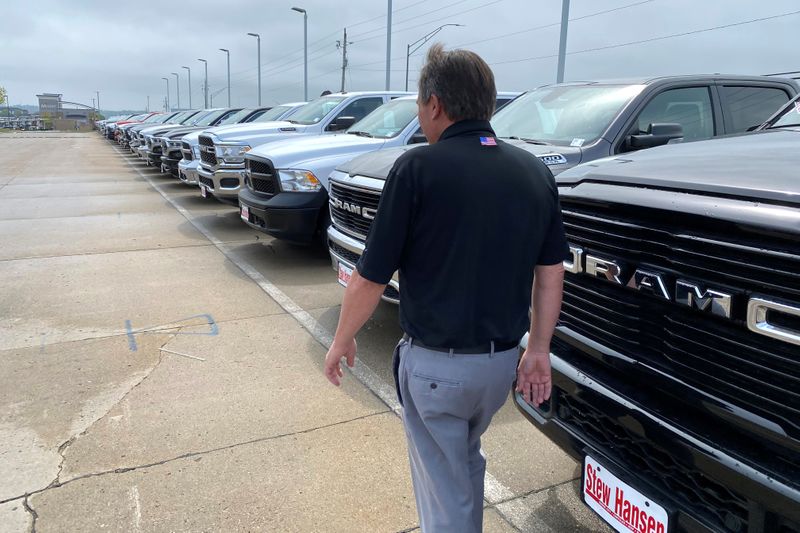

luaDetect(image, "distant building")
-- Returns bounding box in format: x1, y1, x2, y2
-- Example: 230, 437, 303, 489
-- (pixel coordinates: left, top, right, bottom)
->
37, 93, 63, 116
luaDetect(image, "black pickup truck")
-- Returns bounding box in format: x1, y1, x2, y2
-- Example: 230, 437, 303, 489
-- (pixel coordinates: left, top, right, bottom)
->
515, 100, 800, 533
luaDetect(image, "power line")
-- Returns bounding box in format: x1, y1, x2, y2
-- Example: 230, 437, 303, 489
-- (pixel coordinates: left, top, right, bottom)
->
488, 8, 800, 67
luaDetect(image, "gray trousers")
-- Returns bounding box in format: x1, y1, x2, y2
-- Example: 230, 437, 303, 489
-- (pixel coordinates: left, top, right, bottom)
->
393, 337, 518, 533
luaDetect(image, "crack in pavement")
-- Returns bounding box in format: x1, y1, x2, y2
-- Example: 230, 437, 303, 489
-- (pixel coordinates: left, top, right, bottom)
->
0, 410, 390, 506
0, 242, 229, 263
22, 495, 38, 533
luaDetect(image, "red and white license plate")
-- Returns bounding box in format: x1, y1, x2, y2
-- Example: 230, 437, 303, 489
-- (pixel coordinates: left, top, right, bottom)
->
240, 205, 250, 221
583, 455, 669, 533
337, 262, 353, 287
200, 185, 208, 198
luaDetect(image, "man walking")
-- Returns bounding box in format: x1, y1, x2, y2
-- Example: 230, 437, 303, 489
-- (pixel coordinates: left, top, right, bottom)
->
324, 44, 568, 532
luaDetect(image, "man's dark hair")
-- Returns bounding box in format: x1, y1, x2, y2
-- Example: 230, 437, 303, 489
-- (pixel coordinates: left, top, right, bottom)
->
320, 90, 332, 96
418, 43, 496, 122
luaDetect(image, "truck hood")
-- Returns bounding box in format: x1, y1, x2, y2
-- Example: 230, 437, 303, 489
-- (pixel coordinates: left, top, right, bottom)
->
139, 124, 192, 137
209, 121, 309, 143
165, 126, 208, 140
556, 128, 800, 206
249, 133, 386, 169
335, 139, 583, 181
181, 123, 263, 146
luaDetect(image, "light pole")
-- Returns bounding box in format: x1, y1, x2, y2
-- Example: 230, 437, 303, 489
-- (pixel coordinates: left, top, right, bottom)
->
161, 77, 170, 111
219, 48, 231, 106
182, 66, 192, 109
405, 24, 464, 91
247, 32, 261, 106
96, 90, 100, 114
291, 7, 308, 101
197, 59, 208, 108
556, 0, 570, 83
171, 72, 180, 109
386, 0, 392, 90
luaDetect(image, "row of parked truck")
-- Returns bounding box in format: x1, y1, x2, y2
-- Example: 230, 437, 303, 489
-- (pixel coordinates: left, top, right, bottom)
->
99, 74, 800, 533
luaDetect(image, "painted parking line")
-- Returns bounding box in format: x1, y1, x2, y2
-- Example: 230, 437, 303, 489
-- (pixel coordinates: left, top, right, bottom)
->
111, 145, 526, 528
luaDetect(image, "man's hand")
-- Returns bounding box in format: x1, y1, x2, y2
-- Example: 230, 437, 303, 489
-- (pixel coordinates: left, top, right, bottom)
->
324, 337, 357, 386
516, 348, 552, 407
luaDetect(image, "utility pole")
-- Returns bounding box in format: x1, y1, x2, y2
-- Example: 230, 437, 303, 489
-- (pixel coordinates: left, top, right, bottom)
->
172, 72, 180, 109
182, 66, 192, 109
247, 33, 262, 106
198, 59, 208, 108
219, 49, 231, 106
337, 28, 352, 93
96, 91, 100, 114
385, 0, 392, 90
146, 95, 150, 112
556, 0, 570, 83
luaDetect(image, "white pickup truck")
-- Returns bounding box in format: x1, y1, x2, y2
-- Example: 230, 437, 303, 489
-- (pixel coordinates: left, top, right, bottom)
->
196, 91, 410, 205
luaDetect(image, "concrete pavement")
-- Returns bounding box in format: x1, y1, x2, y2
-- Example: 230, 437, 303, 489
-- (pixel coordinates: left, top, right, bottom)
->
0, 132, 610, 532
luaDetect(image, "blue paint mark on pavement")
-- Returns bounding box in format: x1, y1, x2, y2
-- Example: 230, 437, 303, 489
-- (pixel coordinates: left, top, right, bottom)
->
125, 319, 137, 351
124, 313, 218, 351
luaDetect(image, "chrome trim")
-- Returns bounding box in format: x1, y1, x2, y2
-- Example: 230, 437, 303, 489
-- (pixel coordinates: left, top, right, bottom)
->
747, 297, 800, 347
327, 225, 399, 304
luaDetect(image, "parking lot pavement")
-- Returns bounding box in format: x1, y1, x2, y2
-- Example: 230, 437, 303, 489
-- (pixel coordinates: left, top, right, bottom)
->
0, 133, 610, 532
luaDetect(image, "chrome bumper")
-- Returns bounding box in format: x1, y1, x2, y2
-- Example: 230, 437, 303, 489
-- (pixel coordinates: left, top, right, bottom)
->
178, 159, 200, 185
197, 165, 245, 200
327, 224, 400, 304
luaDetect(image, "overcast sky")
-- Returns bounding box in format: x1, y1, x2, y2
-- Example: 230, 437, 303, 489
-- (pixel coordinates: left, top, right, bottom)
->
1, 0, 798, 111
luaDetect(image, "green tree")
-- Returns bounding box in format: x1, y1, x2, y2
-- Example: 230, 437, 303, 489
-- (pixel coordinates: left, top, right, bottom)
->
0, 86, 6, 106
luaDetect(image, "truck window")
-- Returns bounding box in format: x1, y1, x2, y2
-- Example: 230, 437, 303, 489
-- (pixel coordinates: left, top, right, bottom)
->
721, 86, 791, 133
636, 87, 714, 141
335, 97, 384, 123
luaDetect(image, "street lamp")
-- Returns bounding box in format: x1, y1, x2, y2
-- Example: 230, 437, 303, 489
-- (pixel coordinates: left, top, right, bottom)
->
291, 7, 308, 101
182, 66, 192, 109
161, 77, 170, 111
197, 58, 208, 108
171, 72, 180, 110
405, 24, 464, 91
219, 48, 231, 107
247, 32, 261, 106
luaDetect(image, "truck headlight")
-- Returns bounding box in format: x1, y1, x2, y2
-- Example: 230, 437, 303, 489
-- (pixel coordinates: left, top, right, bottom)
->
278, 169, 321, 192
215, 144, 251, 162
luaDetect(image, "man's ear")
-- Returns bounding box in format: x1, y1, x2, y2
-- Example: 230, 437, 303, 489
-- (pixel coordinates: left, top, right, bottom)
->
429, 94, 444, 121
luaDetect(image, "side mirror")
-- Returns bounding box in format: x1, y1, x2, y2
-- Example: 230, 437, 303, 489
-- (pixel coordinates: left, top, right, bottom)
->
409, 132, 428, 144
327, 116, 356, 131
628, 122, 683, 149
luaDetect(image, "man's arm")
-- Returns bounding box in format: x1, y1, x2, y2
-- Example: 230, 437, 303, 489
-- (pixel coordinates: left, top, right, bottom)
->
516, 262, 565, 406
323, 268, 386, 386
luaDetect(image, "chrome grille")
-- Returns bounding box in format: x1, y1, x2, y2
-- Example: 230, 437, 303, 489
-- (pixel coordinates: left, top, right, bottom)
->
181, 142, 193, 161
559, 201, 800, 430
328, 181, 381, 240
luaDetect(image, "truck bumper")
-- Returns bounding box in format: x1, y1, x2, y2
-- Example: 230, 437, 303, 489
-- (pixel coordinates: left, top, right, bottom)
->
515, 333, 800, 533
178, 159, 199, 186
326, 225, 400, 303
160, 155, 181, 177
197, 165, 244, 206
136, 146, 149, 160
238, 187, 326, 245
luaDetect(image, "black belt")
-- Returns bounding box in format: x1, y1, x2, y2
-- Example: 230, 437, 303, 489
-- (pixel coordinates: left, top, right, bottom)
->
402, 333, 518, 354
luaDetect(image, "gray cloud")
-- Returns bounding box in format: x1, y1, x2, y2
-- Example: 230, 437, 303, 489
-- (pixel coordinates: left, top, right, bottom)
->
1, 0, 797, 111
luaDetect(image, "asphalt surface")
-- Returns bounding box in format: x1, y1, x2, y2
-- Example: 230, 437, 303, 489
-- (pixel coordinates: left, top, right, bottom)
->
0, 131, 611, 532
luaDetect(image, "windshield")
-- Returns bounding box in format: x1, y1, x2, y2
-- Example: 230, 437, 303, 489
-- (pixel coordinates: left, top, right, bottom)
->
286, 96, 346, 125
491, 84, 645, 146
218, 108, 253, 125
195, 109, 232, 126
166, 112, 189, 123
143, 114, 164, 123
348, 99, 418, 139
767, 96, 800, 128
181, 111, 207, 125
253, 105, 295, 122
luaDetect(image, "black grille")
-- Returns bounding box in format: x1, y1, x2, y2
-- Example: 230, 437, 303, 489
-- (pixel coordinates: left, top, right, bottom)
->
199, 135, 214, 147
199, 176, 213, 190
247, 158, 277, 196
557, 390, 750, 532
200, 148, 217, 166
329, 181, 381, 239
181, 142, 193, 161
560, 202, 800, 430
165, 148, 182, 162
329, 241, 361, 265
220, 178, 239, 188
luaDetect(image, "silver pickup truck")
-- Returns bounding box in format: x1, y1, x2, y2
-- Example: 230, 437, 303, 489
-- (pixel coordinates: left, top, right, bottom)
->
327, 75, 799, 302
178, 102, 305, 186
196, 91, 410, 205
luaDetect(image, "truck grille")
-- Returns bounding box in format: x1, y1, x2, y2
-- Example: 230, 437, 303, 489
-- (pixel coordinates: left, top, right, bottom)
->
200, 148, 217, 166
181, 142, 193, 161
556, 390, 750, 532
199, 176, 213, 190
559, 202, 800, 431
328, 181, 380, 240
199, 135, 214, 147
246, 157, 277, 196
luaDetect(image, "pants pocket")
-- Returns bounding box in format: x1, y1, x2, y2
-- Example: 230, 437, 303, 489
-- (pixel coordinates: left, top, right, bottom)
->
392, 339, 407, 407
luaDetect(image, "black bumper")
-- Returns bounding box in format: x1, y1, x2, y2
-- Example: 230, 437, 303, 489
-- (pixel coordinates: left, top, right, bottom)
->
516, 335, 800, 533
238, 187, 328, 244
160, 155, 181, 176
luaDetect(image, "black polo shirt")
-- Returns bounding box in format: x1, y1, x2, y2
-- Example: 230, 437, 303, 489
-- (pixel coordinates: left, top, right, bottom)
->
356, 119, 569, 349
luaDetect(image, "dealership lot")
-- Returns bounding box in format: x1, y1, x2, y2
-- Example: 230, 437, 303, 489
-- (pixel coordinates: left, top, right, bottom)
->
0, 132, 610, 532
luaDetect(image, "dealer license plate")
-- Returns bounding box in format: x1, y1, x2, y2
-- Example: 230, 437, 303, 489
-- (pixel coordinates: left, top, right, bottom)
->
240, 205, 250, 221
583, 455, 669, 533
200, 185, 207, 198
337, 262, 353, 287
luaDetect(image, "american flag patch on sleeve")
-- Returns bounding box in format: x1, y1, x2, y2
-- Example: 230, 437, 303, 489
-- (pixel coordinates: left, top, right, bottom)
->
480, 136, 497, 146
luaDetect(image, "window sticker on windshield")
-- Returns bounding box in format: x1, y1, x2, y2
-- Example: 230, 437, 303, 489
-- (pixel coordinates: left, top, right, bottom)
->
570, 138, 585, 147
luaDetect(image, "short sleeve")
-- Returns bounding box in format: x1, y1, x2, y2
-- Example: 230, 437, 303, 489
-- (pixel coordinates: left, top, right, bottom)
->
537, 188, 570, 266
356, 158, 414, 284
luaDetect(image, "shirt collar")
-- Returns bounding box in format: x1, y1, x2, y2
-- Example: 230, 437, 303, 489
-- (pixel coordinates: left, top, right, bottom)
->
439, 119, 495, 142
